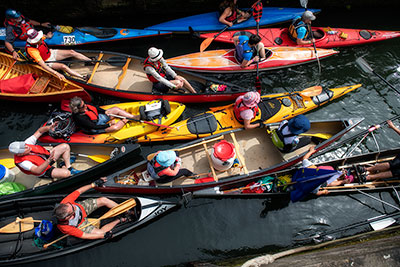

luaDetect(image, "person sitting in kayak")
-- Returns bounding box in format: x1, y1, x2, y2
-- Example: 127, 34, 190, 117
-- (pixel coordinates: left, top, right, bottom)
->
288, 10, 322, 45
25, 29, 92, 81
54, 179, 133, 240
233, 91, 265, 129
8, 124, 80, 180
271, 114, 311, 153
219, 0, 251, 27
4, 8, 53, 60
143, 47, 196, 94
69, 96, 140, 135
147, 150, 197, 184
233, 34, 266, 68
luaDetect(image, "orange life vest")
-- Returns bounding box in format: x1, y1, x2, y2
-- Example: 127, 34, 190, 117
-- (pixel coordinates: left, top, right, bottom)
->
288, 18, 310, 41
143, 57, 166, 83
14, 144, 51, 176
233, 96, 259, 123
4, 15, 34, 41
84, 104, 99, 122
25, 39, 51, 62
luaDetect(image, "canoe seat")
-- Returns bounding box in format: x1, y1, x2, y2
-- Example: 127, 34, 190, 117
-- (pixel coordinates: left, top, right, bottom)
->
29, 75, 50, 94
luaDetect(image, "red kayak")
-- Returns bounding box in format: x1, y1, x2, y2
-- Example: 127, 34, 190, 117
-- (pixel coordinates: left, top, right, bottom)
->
199, 27, 400, 48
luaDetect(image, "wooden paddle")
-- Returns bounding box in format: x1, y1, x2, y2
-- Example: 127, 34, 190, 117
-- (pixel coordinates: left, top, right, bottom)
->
0, 217, 40, 233
356, 57, 400, 95
0, 158, 15, 169
109, 114, 174, 129
17, 57, 128, 68
200, 0, 262, 52
43, 198, 136, 249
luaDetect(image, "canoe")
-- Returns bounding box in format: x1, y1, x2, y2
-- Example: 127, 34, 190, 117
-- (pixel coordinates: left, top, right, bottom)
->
165, 47, 339, 73
199, 27, 400, 48
193, 147, 400, 198
96, 118, 362, 195
145, 7, 321, 32
0, 143, 140, 201
0, 194, 176, 265
39, 99, 186, 144
0, 51, 91, 102
137, 84, 361, 143
61, 50, 252, 103
0, 26, 171, 48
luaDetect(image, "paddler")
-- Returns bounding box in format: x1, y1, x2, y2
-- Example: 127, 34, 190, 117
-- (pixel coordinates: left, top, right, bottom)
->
233, 34, 266, 68
233, 91, 265, 129
143, 47, 197, 94
288, 10, 322, 45
218, 0, 251, 27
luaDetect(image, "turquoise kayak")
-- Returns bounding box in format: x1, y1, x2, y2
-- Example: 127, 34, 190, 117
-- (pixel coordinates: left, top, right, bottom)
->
145, 7, 321, 32
0, 26, 171, 48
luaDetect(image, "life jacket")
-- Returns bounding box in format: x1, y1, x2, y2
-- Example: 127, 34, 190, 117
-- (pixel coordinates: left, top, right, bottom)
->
14, 144, 51, 176
83, 104, 99, 122
147, 157, 177, 180
143, 57, 166, 83
4, 15, 34, 41
271, 121, 297, 152
288, 18, 310, 41
233, 96, 259, 123
25, 39, 51, 62
235, 39, 254, 63
219, 3, 238, 22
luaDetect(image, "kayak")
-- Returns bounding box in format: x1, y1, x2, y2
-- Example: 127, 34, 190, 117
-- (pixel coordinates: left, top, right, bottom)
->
0, 143, 140, 201
193, 147, 400, 198
96, 118, 362, 195
137, 84, 361, 143
0, 51, 91, 102
39, 99, 185, 144
0, 194, 176, 265
145, 7, 321, 32
0, 26, 171, 48
199, 27, 400, 48
61, 50, 253, 103
165, 47, 339, 73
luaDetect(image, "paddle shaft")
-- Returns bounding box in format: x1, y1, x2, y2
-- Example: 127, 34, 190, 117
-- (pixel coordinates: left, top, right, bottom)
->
109, 114, 173, 129
372, 70, 400, 95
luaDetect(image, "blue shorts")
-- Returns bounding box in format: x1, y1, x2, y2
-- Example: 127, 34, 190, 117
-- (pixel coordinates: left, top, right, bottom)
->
89, 114, 110, 134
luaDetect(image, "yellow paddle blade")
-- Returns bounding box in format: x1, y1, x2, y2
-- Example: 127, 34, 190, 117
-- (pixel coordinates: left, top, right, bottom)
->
299, 86, 323, 97
200, 37, 214, 53
0, 217, 36, 233
0, 158, 15, 169
300, 133, 333, 139
88, 154, 110, 163
57, 25, 74, 34
99, 198, 137, 220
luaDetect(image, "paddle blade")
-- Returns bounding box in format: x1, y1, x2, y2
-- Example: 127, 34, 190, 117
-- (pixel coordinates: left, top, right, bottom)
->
252, 1, 263, 23
88, 154, 110, 163
300, 133, 333, 139
300, 0, 308, 8
200, 37, 213, 53
0, 158, 15, 169
370, 217, 396, 231
356, 57, 374, 74
255, 76, 262, 91
0, 217, 35, 233
300, 86, 323, 97
100, 198, 136, 220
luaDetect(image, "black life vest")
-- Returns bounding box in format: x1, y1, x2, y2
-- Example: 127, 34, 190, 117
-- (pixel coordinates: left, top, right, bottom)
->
288, 18, 310, 41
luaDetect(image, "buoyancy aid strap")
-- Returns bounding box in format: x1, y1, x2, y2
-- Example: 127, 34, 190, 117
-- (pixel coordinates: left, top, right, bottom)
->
115, 57, 131, 90
88, 52, 103, 83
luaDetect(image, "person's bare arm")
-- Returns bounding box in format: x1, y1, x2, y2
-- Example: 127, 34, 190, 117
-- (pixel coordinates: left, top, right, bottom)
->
387, 120, 400, 136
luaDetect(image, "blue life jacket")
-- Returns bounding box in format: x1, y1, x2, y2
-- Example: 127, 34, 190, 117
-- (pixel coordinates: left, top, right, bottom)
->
235, 37, 253, 63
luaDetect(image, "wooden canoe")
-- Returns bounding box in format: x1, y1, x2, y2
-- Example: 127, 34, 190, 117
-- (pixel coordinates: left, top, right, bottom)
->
60, 50, 253, 103
165, 47, 339, 73
95, 118, 363, 195
0, 52, 91, 102
0, 143, 140, 201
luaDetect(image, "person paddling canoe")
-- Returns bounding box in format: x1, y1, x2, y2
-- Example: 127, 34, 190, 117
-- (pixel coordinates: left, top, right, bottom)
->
233, 91, 264, 129
143, 47, 196, 94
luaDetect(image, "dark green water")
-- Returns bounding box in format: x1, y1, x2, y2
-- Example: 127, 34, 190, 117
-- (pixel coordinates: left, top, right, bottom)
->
2, 6, 400, 267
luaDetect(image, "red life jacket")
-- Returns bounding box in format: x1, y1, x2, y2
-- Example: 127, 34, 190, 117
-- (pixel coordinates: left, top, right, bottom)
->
84, 104, 99, 122
4, 15, 34, 41
25, 39, 51, 62
14, 144, 51, 176
143, 57, 166, 83
233, 96, 259, 123
225, 8, 238, 22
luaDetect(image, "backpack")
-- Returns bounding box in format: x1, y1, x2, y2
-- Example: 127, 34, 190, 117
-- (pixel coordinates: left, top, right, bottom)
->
46, 110, 76, 141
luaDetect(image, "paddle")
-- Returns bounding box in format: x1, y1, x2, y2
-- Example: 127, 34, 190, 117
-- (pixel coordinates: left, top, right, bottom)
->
253, 1, 263, 91
300, 132, 332, 139
17, 57, 128, 68
356, 57, 400, 95
0, 217, 41, 233
300, 0, 321, 74
0, 158, 15, 169
200, 0, 262, 52
109, 114, 173, 129
73, 153, 110, 163
43, 198, 136, 249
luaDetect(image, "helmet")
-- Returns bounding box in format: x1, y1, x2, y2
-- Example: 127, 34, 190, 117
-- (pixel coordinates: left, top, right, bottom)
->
288, 115, 310, 134
242, 91, 261, 107
156, 150, 176, 167
5, 9, 21, 19
148, 47, 163, 62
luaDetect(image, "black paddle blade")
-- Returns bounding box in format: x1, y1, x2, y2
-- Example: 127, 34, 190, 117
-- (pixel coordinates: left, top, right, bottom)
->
188, 26, 200, 39
356, 57, 373, 74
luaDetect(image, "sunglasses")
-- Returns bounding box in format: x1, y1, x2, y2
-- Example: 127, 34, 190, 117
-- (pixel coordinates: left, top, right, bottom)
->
65, 203, 75, 219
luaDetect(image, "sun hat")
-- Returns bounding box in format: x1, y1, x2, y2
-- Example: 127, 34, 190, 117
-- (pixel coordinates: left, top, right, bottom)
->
27, 29, 43, 44
156, 150, 176, 167
5, 9, 20, 19
9, 141, 26, 154
287, 115, 310, 135
242, 91, 261, 107
148, 47, 163, 62
302, 11, 316, 21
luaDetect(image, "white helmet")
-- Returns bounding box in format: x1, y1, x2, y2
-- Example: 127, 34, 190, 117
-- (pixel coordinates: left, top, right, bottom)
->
148, 47, 163, 62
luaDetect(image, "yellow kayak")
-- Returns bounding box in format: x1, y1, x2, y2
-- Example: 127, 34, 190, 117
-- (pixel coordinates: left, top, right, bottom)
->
137, 84, 361, 143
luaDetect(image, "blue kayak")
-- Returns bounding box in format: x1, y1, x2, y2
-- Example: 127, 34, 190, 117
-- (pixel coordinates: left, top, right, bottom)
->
145, 7, 321, 32
0, 26, 171, 48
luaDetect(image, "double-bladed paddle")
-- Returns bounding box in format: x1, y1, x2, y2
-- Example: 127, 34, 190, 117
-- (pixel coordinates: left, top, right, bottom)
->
253, 1, 263, 91
109, 114, 174, 129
